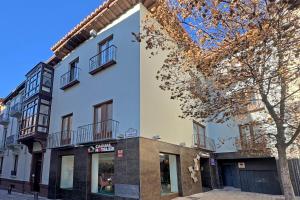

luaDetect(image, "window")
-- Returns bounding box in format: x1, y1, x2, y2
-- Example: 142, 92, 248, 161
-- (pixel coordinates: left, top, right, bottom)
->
25, 70, 41, 99
160, 153, 178, 195
3, 127, 8, 147
94, 101, 113, 140
0, 157, 3, 174
12, 155, 18, 176
91, 152, 114, 195
89, 35, 116, 74
193, 122, 206, 148
99, 37, 113, 66
41, 68, 53, 93
21, 99, 38, 136
60, 155, 74, 189
61, 114, 73, 145
69, 59, 79, 82
239, 123, 267, 150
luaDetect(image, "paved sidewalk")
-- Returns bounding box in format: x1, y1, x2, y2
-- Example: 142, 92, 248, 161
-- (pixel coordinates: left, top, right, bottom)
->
0, 189, 51, 200
173, 187, 300, 200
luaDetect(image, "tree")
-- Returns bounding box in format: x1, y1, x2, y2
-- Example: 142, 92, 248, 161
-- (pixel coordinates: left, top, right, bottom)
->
141, 0, 300, 199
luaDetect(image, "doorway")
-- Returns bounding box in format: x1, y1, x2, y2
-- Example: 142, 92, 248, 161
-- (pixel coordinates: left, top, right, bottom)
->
200, 158, 212, 191
31, 152, 43, 192
221, 163, 240, 188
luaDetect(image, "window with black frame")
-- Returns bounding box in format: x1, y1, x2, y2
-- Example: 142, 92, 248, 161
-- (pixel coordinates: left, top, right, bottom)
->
21, 99, 38, 136
25, 70, 41, 99
91, 152, 114, 195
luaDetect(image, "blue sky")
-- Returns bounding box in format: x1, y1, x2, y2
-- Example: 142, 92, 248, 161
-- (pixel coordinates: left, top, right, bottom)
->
0, 0, 104, 98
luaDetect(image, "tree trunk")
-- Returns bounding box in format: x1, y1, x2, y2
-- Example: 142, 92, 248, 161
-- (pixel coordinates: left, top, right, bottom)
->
277, 146, 296, 200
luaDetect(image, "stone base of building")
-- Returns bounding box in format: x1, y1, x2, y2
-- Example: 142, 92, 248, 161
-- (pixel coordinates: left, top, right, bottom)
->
48, 137, 216, 200
0, 178, 48, 197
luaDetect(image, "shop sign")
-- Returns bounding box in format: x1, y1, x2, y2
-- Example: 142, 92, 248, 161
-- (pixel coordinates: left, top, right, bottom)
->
238, 162, 246, 169
117, 150, 124, 158
199, 152, 210, 158
88, 144, 114, 153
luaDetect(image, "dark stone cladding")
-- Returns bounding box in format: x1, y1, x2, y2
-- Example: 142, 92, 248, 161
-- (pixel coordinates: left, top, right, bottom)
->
0, 178, 48, 197
48, 138, 140, 200
139, 137, 203, 200
48, 137, 212, 200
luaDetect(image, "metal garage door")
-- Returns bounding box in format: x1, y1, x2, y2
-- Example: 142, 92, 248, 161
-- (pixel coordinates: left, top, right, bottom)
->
239, 170, 281, 195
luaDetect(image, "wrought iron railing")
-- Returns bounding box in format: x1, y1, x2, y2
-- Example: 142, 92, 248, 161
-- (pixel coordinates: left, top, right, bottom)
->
89, 45, 117, 74
60, 67, 80, 89
48, 130, 76, 148
76, 120, 119, 144
193, 134, 216, 152
9, 103, 22, 118
0, 112, 9, 125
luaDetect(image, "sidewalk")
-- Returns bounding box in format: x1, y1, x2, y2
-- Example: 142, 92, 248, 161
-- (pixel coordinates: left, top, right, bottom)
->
173, 187, 300, 200
0, 189, 51, 200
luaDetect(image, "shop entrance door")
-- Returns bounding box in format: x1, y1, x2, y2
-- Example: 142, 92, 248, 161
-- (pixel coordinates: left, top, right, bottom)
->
31, 152, 42, 192
200, 158, 212, 191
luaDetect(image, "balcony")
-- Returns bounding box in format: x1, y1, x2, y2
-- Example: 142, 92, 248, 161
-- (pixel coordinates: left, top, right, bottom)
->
193, 134, 216, 152
0, 112, 9, 126
48, 130, 76, 148
9, 103, 22, 118
75, 120, 119, 144
89, 45, 117, 75
60, 67, 80, 90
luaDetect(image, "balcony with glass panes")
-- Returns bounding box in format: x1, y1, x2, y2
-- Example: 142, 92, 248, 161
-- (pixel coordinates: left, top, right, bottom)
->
19, 63, 53, 146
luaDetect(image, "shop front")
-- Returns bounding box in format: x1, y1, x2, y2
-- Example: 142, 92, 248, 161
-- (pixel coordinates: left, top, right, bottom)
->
48, 137, 216, 200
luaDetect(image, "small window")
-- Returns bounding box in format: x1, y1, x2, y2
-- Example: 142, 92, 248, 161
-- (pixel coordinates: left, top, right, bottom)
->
91, 152, 114, 195
61, 114, 73, 145
160, 153, 179, 195
60, 155, 74, 189
69, 58, 79, 82
193, 122, 206, 148
99, 37, 113, 66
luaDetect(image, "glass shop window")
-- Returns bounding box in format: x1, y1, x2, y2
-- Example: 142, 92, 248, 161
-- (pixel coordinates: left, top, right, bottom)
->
160, 153, 179, 195
91, 152, 114, 195
60, 155, 74, 189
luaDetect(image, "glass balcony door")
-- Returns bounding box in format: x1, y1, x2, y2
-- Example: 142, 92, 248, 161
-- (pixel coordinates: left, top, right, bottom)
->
61, 114, 72, 145
94, 102, 113, 140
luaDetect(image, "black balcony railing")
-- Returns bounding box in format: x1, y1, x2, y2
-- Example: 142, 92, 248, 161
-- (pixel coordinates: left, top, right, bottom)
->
89, 45, 117, 75
0, 112, 9, 125
76, 120, 119, 144
193, 134, 216, 152
60, 67, 80, 90
48, 130, 76, 148
9, 103, 22, 118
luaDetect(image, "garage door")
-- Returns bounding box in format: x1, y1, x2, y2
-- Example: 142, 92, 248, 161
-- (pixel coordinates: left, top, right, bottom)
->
240, 170, 281, 195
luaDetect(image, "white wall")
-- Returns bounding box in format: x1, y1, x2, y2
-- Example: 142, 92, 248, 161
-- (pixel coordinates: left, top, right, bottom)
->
0, 92, 32, 183
139, 4, 194, 147
49, 5, 141, 139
